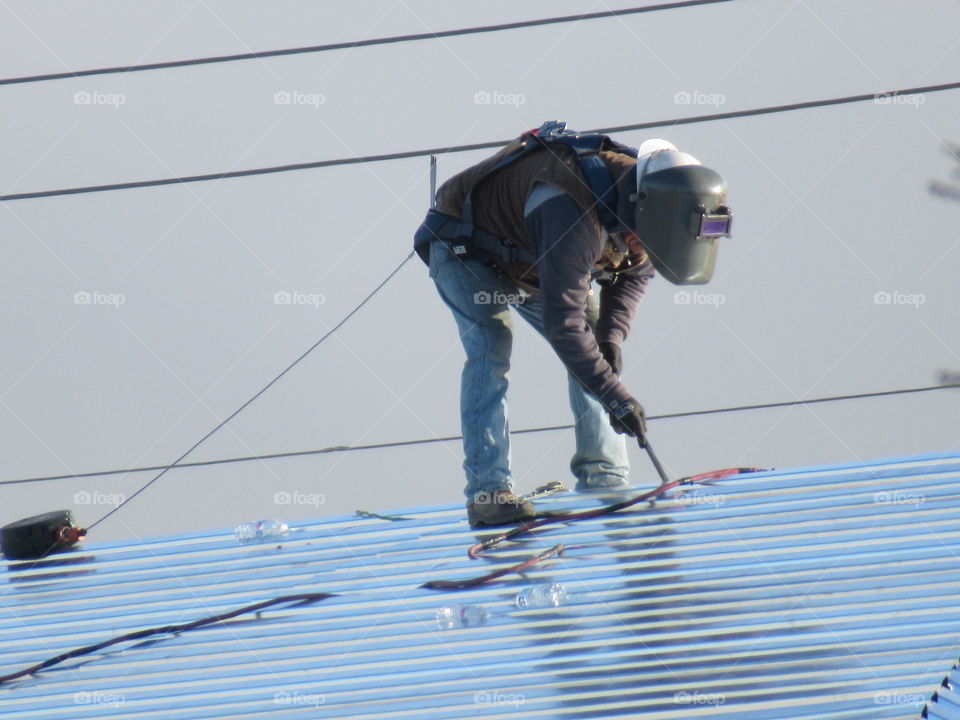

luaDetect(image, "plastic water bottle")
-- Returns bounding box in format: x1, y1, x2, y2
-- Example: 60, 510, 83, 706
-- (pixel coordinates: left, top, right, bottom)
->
514, 583, 567, 609
436, 604, 489, 629
234, 519, 289, 544
459, 604, 490, 626
436, 606, 457, 630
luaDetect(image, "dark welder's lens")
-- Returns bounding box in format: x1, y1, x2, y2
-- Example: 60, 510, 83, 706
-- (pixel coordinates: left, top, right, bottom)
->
700, 214, 732, 237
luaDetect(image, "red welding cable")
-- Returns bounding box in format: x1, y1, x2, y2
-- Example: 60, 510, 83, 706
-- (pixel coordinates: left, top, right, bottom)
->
422, 544, 566, 591
467, 467, 762, 559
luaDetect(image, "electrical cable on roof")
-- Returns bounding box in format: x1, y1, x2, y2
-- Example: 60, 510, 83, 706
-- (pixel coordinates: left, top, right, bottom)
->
465, 467, 761, 561
424, 543, 567, 591
0, 0, 733, 87
2, 80, 959, 203
423, 467, 762, 589
2, 382, 954, 488
0, 592, 334, 686
84, 251, 415, 530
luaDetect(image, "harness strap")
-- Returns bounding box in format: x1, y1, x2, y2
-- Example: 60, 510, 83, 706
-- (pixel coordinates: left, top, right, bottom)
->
413, 208, 539, 266
532, 122, 626, 233
415, 121, 638, 268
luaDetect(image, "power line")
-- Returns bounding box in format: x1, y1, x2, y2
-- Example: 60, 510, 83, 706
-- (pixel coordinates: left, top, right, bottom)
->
2, 80, 957, 204
6, 383, 955, 489
84, 251, 415, 529
0, 1, 732, 87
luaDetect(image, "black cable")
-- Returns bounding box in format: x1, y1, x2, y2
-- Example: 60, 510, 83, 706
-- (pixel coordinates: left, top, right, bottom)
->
460, 467, 759, 566
85, 252, 415, 529
423, 543, 566, 591
652, 383, 960, 419
2, 80, 958, 203
0, 1, 732, 87
0, 592, 333, 685
5, 383, 955, 489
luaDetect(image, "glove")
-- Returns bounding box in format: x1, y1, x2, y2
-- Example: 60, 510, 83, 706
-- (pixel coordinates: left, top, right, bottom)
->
608, 397, 647, 445
598, 341, 622, 376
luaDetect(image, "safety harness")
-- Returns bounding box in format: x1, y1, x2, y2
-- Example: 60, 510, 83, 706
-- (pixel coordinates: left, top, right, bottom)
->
414, 121, 638, 268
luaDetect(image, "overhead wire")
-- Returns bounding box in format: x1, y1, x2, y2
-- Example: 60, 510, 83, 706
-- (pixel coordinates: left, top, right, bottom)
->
84, 252, 416, 529
2, 80, 959, 203
4, 383, 955, 488
0, 1, 732, 87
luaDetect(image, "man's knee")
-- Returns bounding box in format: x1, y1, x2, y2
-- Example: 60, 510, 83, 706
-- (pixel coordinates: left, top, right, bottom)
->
461, 308, 513, 358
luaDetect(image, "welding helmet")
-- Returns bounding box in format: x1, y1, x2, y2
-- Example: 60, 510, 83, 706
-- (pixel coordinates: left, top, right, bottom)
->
631, 140, 732, 285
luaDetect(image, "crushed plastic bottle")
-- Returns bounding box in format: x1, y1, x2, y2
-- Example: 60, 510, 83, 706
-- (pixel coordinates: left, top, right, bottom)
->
436, 604, 490, 629
514, 583, 568, 609
459, 604, 490, 626
436, 606, 457, 630
234, 518, 289, 544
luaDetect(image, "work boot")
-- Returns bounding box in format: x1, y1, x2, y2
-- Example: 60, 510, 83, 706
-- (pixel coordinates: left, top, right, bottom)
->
576, 476, 630, 493
467, 490, 536, 528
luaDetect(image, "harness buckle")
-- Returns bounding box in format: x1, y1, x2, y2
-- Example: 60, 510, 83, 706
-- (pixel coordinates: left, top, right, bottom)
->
499, 239, 519, 264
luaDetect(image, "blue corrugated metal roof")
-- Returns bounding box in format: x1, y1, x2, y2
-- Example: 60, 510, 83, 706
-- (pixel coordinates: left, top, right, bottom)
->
3, 451, 960, 719
924, 661, 960, 718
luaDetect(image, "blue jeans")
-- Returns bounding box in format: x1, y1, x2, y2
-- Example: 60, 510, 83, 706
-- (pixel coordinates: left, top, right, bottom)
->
428, 239, 629, 499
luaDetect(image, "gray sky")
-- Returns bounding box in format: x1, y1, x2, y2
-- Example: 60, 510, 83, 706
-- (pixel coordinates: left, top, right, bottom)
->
2, 0, 959, 545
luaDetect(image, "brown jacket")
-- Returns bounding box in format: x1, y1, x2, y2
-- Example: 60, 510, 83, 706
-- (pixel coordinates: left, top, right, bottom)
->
435, 140, 639, 287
